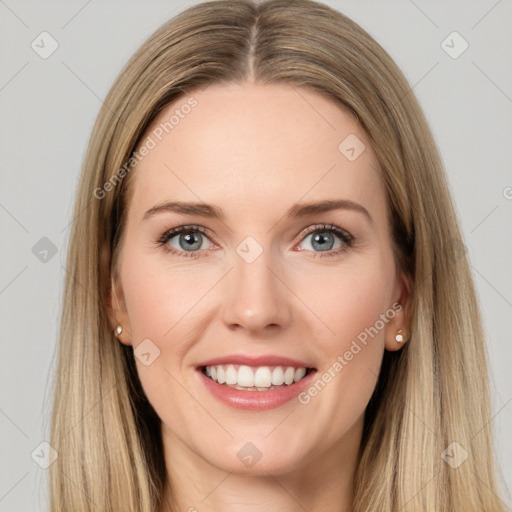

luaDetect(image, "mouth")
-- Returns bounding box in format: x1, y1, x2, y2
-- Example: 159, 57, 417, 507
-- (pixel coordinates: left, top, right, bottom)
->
200, 364, 317, 392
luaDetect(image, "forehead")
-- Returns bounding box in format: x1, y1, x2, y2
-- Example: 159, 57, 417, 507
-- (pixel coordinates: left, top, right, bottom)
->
128, 82, 384, 220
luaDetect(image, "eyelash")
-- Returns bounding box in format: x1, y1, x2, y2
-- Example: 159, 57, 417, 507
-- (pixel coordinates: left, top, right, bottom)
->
156, 223, 355, 259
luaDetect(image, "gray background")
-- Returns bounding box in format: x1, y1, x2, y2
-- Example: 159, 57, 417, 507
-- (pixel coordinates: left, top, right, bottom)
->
0, 0, 511, 510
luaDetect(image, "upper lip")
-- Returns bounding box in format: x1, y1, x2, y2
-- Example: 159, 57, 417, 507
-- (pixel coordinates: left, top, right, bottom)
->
197, 354, 315, 369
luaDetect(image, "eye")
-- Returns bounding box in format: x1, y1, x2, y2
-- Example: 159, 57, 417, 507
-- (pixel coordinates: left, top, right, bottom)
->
296, 224, 354, 258
157, 223, 354, 259
157, 225, 215, 257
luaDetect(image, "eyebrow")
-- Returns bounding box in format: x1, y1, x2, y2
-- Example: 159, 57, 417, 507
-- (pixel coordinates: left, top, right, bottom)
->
142, 199, 372, 224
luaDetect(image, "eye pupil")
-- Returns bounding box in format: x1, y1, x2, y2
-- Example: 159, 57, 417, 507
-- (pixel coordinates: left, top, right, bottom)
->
312, 232, 334, 251
180, 232, 202, 251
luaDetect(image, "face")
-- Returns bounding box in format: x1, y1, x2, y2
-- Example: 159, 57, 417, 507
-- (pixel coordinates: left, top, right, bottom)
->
109, 82, 410, 478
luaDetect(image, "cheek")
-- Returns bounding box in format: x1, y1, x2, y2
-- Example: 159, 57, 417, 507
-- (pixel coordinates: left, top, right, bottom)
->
290, 255, 394, 425
121, 251, 210, 342
119, 253, 209, 428
293, 254, 394, 355
118, 253, 201, 397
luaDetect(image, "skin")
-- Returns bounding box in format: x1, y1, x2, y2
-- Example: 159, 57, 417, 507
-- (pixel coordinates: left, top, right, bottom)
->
108, 82, 411, 512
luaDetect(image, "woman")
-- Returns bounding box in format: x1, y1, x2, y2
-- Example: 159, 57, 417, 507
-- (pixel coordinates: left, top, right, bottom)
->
49, 0, 505, 510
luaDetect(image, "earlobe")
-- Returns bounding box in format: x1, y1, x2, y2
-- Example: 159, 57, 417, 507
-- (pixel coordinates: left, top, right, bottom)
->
385, 318, 411, 352
113, 323, 132, 346
385, 271, 413, 352
108, 273, 133, 346
394, 329, 410, 344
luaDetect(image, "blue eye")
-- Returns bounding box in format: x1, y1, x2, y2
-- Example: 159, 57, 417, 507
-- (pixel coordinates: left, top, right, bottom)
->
302, 230, 339, 251
172, 231, 207, 251
157, 223, 354, 259
158, 226, 213, 257
296, 224, 354, 258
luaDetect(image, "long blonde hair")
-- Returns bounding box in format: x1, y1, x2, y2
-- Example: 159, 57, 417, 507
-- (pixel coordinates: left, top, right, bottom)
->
49, 0, 505, 510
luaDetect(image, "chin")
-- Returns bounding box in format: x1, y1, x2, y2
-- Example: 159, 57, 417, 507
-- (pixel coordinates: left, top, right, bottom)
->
202, 438, 307, 477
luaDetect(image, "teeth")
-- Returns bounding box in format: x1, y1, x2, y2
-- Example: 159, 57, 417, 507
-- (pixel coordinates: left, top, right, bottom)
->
204, 364, 310, 390
284, 367, 295, 385
294, 367, 306, 382
238, 365, 254, 387
272, 366, 284, 385
254, 367, 272, 387
225, 365, 237, 385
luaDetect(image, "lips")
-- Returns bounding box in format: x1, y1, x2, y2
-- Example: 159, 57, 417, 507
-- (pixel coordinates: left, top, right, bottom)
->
196, 354, 317, 410
197, 354, 314, 369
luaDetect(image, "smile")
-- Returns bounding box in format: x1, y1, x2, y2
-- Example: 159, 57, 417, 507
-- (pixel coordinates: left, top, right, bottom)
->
201, 364, 314, 391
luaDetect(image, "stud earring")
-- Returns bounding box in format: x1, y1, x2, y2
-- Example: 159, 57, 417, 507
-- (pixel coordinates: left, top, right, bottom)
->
395, 329, 409, 343
115, 325, 123, 336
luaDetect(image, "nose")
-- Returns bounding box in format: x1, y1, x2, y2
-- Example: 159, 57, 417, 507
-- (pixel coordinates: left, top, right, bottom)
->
221, 247, 292, 336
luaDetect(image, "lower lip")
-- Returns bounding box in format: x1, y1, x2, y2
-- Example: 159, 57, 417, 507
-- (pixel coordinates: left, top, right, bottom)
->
197, 368, 317, 411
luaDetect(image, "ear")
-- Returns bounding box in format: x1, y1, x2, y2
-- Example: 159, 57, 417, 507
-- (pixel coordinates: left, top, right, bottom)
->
106, 262, 133, 347
384, 270, 413, 352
